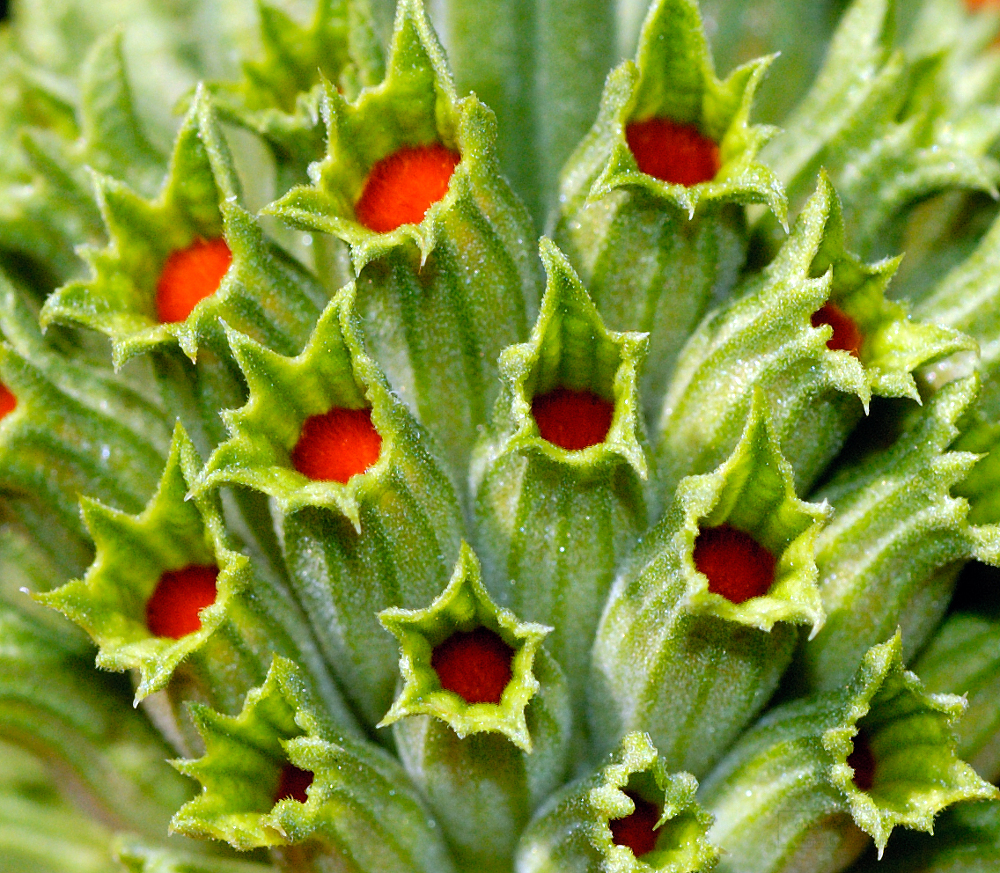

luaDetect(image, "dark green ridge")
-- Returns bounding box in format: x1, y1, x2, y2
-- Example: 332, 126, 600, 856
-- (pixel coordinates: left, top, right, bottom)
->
429, 0, 617, 224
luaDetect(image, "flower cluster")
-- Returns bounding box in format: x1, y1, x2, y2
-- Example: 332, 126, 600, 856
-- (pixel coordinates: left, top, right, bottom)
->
2, 1, 1000, 872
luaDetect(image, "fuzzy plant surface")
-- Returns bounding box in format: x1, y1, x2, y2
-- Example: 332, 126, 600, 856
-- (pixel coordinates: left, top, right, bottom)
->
5, 0, 1000, 872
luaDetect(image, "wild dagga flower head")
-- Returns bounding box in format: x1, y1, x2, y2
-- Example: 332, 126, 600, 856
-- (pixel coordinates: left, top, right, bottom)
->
6, 0, 1000, 871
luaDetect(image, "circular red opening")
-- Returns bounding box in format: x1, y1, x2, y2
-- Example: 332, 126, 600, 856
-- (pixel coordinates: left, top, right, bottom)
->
610, 791, 661, 857
274, 764, 313, 804
811, 302, 862, 357
625, 117, 720, 187
145, 564, 219, 639
431, 627, 515, 705
693, 524, 776, 604
155, 237, 232, 324
532, 387, 614, 451
291, 407, 382, 483
355, 143, 461, 234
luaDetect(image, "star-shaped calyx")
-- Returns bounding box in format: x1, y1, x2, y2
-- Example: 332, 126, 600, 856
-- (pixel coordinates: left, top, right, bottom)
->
558, 0, 786, 222
266, 0, 534, 273
518, 732, 718, 873
171, 656, 454, 873
197, 283, 453, 526
40, 86, 328, 366
590, 393, 829, 774
36, 425, 261, 707
473, 237, 648, 482
379, 542, 552, 752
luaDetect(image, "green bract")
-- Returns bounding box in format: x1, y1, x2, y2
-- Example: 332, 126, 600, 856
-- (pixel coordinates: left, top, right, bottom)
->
4, 1, 1000, 872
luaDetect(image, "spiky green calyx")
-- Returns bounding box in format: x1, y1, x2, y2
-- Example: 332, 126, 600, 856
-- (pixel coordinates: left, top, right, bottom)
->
472, 239, 648, 709
590, 393, 828, 775
171, 657, 454, 873
3, 1, 1000, 873
700, 634, 998, 872
516, 731, 719, 873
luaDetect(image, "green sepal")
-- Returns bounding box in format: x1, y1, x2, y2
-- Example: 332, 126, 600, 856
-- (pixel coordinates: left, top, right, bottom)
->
0, 275, 171, 576
40, 86, 329, 366
172, 657, 455, 873
379, 541, 557, 753
759, 0, 1000, 258
199, 283, 460, 523
264, 0, 538, 480
382, 547, 572, 873
202, 0, 385, 189
590, 393, 829, 775
473, 238, 649, 480
0, 601, 194, 840
36, 424, 355, 738
558, 0, 785, 222
653, 174, 973, 504
516, 731, 719, 873
197, 284, 465, 726
551, 0, 786, 409
115, 838, 277, 873
848, 799, 1000, 873
471, 239, 648, 709
266, 0, 532, 275
911, 577, 1000, 782
699, 634, 999, 872
795, 375, 1000, 693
